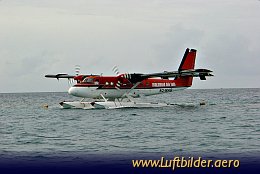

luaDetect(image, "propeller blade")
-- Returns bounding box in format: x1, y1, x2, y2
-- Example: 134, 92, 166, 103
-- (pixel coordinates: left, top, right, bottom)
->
112, 65, 120, 75
75, 65, 80, 76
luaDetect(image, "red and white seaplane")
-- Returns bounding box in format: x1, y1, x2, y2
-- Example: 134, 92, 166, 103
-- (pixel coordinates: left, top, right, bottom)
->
45, 48, 213, 109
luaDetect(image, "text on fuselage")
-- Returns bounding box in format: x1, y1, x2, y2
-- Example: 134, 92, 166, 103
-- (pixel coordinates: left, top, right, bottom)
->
152, 82, 176, 87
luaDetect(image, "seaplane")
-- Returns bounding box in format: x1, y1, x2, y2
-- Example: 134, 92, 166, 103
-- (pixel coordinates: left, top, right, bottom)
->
45, 48, 213, 109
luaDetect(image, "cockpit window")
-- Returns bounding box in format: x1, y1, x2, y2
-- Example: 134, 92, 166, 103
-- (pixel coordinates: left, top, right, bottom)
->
82, 77, 94, 83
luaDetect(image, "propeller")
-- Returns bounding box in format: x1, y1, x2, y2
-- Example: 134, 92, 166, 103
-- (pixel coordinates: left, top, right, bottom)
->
75, 65, 80, 76
112, 65, 120, 75
122, 73, 144, 84
112, 66, 122, 90
112, 66, 145, 91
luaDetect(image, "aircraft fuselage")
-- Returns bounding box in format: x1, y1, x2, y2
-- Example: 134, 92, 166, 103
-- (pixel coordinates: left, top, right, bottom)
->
68, 76, 191, 99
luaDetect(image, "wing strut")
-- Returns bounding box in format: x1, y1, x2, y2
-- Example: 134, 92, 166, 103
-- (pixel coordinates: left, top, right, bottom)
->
120, 82, 142, 101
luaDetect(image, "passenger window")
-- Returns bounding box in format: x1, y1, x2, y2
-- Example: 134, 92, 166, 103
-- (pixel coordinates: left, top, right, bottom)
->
94, 80, 99, 85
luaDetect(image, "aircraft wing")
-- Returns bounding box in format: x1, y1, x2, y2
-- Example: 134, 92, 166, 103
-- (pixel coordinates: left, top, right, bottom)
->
125, 69, 213, 83
45, 74, 75, 79
141, 69, 213, 79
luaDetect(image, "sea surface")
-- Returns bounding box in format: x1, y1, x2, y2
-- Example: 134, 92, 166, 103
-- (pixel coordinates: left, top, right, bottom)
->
0, 88, 259, 163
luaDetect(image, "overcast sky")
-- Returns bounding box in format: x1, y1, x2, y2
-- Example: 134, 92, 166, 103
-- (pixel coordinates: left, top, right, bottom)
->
0, 0, 259, 92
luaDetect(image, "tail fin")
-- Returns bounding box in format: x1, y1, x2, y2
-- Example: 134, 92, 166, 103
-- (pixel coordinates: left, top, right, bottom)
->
178, 48, 197, 71
175, 48, 197, 87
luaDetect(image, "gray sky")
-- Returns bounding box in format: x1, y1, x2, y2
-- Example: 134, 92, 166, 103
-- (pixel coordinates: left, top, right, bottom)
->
0, 0, 259, 92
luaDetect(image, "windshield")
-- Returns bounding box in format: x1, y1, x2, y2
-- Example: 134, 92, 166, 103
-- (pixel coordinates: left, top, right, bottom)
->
82, 77, 94, 83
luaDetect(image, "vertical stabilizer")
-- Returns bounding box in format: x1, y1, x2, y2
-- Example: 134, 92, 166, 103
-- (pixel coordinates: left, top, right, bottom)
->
178, 48, 196, 71
175, 48, 197, 87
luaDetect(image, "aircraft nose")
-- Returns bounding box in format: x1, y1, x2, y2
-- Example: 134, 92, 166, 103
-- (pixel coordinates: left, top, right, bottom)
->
68, 87, 77, 95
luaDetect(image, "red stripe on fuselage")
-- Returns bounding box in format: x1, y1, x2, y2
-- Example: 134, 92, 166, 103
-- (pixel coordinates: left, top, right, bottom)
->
73, 76, 192, 89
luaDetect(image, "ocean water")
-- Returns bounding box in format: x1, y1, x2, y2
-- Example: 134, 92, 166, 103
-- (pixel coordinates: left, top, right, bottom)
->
0, 88, 259, 162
